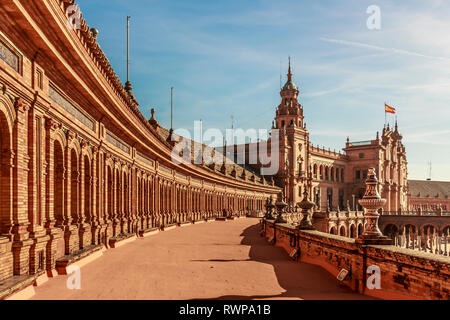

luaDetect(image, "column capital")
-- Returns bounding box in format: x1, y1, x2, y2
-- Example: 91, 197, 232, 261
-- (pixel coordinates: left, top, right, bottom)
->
14, 97, 30, 113
45, 117, 60, 131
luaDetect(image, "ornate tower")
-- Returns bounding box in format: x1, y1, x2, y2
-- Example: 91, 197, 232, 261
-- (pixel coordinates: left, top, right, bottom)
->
273, 59, 310, 206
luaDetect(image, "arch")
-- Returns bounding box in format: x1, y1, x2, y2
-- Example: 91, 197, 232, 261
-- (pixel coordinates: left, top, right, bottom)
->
53, 128, 68, 150
81, 143, 93, 161
0, 99, 13, 234
339, 225, 346, 237
70, 148, 79, 223
0, 95, 16, 135
83, 154, 91, 223
106, 163, 114, 220
422, 224, 437, 236
357, 223, 363, 237
329, 226, 337, 235
54, 139, 65, 226
442, 225, 450, 236
383, 224, 399, 239
68, 137, 82, 158
350, 224, 357, 238
402, 224, 416, 234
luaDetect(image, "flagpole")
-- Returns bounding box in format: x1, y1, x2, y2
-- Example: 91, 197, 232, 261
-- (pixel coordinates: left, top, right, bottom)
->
384, 102, 387, 128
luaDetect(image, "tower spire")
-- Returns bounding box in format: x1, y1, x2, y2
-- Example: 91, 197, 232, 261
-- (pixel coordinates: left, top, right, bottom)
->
287, 56, 292, 81
125, 16, 133, 94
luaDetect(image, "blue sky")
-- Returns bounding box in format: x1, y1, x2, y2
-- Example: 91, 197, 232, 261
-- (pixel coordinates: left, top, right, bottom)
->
78, 0, 450, 181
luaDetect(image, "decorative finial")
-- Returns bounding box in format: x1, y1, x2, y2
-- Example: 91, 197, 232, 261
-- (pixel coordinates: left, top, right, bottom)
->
149, 108, 159, 127
90, 28, 99, 40
356, 168, 392, 245
287, 56, 292, 81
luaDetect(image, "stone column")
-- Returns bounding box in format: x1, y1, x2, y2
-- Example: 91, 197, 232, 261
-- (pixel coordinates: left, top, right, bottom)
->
44, 118, 63, 274
11, 98, 33, 275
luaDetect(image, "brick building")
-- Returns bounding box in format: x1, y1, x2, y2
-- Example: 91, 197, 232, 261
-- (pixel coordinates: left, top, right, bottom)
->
224, 61, 410, 213
408, 180, 450, 212
0, 0, 279, 296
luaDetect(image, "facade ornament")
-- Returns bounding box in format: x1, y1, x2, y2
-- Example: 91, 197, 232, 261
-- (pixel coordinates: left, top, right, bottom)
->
81, 139, 88, 149
356, 168, 392, 245
274, 193, 288, 224
14, 97, 29, 113
148, 108, 159, 127
66, 130, 76, 142
45, 117, 60, 131
297, 190, 315, 230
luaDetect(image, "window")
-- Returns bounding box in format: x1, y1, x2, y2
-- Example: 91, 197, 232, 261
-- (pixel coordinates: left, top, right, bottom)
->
0, 38, 21, 72
359, 153, 365, 159
355, 170, 361, 181
339, 189, 344, 209
363, 170, 368, 180
36, 69, 43, 89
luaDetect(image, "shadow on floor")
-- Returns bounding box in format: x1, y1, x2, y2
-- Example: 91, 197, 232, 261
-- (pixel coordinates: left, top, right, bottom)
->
192, 222, 372, 300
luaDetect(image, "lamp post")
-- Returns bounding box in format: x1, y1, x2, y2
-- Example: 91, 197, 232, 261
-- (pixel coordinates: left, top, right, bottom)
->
356, 168, 393, 245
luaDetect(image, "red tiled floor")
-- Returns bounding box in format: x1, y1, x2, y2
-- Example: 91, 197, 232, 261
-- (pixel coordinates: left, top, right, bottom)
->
31, 219, 372, 300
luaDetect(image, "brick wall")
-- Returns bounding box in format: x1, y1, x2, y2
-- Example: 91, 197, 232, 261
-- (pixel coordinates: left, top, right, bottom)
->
264, 220, 450, 300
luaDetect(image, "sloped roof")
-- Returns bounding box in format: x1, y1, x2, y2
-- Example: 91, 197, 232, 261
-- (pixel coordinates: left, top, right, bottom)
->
157, 126, 263, 181
408, 180, 450, 199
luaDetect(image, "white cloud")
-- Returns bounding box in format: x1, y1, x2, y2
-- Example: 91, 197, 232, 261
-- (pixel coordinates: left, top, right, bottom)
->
319, 37, 450, 63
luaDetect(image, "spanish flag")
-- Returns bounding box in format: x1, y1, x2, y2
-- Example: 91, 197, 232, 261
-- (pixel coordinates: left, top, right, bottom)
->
385, 104, 396, 114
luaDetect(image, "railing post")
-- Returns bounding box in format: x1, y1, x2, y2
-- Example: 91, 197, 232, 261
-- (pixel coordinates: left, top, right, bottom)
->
356, 168, 392, 245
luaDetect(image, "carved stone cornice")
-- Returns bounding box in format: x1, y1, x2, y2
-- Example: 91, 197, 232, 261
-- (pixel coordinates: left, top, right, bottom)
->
14, 97, 29, 113
45, 117, 60, 131
66, 130, 76, 142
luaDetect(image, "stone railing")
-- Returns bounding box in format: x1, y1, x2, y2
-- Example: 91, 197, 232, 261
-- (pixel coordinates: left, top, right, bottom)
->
262, 220, 450, 300
383, 211, 450, 216
263, 168, 450, 299
392, 232, 450, 257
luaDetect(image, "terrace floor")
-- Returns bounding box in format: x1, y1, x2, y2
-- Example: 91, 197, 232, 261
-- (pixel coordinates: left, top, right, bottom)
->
31, 218, 372, 300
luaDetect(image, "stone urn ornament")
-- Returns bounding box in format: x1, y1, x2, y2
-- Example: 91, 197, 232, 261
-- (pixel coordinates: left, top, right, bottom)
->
356, 168, 393, 245
274, 194, 288, 224
265, 196, 276, 220
297, 190, 315, 230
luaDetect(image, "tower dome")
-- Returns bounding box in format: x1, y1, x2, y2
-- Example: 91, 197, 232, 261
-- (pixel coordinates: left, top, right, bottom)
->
280, 57, 299, 97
